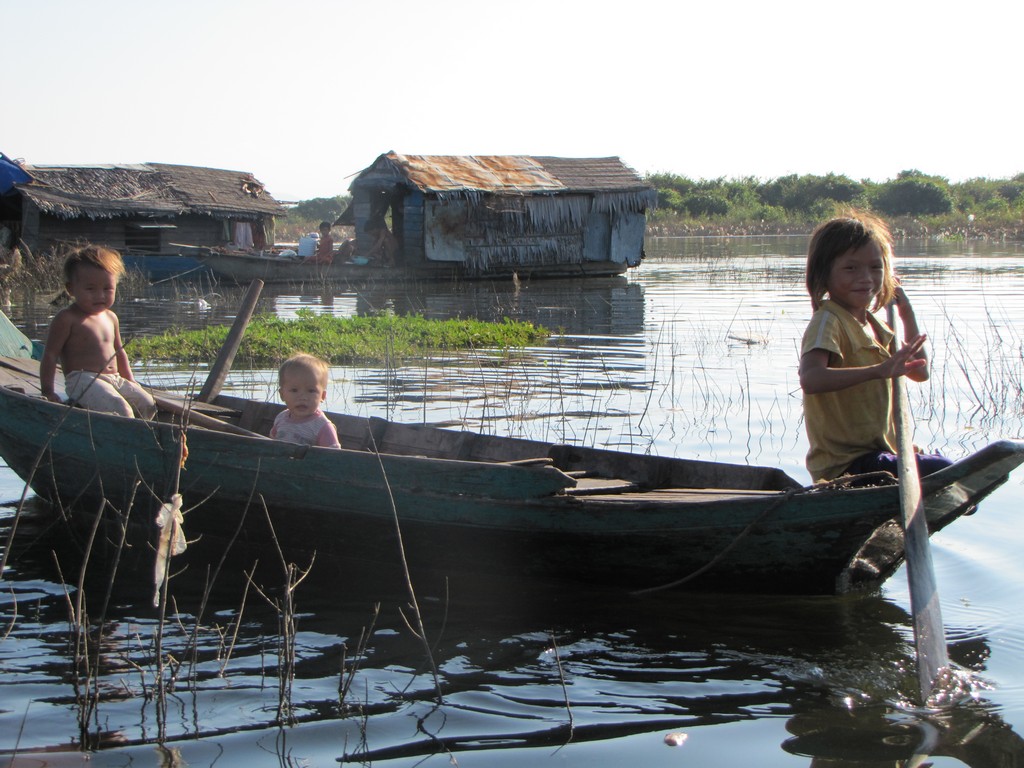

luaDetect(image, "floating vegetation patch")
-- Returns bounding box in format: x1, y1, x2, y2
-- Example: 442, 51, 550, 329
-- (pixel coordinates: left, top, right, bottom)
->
129, 309, 550, 366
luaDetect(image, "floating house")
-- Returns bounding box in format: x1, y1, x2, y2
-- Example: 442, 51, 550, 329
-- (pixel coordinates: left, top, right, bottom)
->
342, 153, 656, 278
0, 154, 285, 260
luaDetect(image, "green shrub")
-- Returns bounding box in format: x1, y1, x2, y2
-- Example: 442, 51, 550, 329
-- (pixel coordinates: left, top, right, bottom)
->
682, 192, 730, 217
873, 177, 953, 216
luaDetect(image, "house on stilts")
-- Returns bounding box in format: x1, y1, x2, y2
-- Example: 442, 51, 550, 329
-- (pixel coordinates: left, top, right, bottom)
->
341, 152, 656, 278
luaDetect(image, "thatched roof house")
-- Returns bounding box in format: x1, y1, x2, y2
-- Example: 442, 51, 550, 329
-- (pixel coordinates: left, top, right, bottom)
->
343, 152, 656, 277
0, 154, 285, 256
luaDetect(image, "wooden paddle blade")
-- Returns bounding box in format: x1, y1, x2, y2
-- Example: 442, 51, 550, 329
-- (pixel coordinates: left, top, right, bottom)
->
888, 303, 950, 702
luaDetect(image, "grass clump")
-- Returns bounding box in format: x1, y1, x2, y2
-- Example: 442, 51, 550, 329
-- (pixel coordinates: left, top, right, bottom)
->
130, 309, 549, 366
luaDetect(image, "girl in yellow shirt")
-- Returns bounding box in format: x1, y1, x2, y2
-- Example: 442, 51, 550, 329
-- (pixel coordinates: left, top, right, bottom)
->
798, 212, 951, 482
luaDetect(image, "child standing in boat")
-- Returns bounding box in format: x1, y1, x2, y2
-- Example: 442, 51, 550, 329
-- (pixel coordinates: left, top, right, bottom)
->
39, 245, 157, 419
798, 212, 951, 483
270, 353, 341, 448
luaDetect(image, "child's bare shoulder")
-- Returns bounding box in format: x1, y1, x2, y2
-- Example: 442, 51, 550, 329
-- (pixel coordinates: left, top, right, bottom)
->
48, 305, 79, 330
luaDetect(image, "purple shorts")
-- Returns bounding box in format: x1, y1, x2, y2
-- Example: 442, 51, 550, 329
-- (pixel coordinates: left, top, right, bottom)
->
844, 450, 953, 479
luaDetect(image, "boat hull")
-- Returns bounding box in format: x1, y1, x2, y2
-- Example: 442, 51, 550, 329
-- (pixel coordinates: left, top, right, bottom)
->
198, 251, 628, 285
122, 252, 214, 281
1, 371, 1021, 595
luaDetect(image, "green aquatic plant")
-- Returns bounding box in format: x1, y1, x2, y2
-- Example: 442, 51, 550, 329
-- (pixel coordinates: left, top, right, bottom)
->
129, 310, 549, 366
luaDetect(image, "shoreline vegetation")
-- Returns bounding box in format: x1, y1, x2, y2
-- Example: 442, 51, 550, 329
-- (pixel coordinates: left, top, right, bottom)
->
644, 169, 1023, 242
130, 310, 549, 366
645, 213, 1021, 241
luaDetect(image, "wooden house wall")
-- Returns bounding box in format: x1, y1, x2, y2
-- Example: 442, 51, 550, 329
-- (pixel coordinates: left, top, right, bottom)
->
583, 213, 611, 261
421, 195, 607, 270
349, 171, 649, 272
21, 205, 259, 255
27, 207, 130, 253
168, 214, 229, 249
400, 190, 424, 262
351, 197, 375, 257
19, 200, 40, 252
609, 212, 647, 267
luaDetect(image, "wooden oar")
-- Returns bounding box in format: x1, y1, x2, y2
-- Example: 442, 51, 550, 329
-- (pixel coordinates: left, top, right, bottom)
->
151, 392, 266, 438
196, 279, 263, 402
887, 302, 949, 703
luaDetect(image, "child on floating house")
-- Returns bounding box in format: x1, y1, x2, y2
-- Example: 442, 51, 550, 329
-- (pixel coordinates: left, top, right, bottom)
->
798, 211, 951, 483
270, 353, 341, 448
39, 245, 157, 418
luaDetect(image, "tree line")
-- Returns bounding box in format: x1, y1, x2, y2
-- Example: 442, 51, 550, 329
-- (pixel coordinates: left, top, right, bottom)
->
645, 170, 1024, 228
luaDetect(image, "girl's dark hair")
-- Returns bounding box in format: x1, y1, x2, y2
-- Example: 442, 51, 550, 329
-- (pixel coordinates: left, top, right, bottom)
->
806, 210, 896, 311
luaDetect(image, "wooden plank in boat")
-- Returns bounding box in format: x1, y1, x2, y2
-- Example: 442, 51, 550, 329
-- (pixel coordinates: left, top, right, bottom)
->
376, 419, 472, 458
577, 487, 786, 503
565, 477, 639, 495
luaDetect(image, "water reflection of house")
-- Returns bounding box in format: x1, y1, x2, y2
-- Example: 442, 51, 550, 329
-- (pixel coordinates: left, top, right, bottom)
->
0, 153, 284, 260
342, 277, 646, 337
340, 153, 656, 278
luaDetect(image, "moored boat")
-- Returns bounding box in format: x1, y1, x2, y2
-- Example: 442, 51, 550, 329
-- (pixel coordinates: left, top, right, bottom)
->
197, 248, 629, 285
122, 251, 214, 281
1, 354, 1021, 596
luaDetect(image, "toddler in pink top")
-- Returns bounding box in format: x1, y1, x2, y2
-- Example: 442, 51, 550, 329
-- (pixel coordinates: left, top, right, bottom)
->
270, 353, 341, 448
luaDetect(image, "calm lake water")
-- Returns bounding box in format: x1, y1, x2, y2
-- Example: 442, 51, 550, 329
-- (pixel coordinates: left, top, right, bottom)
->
3, 235, 1024, 766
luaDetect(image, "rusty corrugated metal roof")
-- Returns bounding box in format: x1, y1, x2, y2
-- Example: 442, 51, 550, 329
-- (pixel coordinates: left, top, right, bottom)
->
365, 153, 649, 195
388, 154, 564, 193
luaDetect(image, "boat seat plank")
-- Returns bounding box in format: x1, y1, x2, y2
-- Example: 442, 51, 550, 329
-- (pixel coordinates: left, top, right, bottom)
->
149, 390, 239, 417
462, 433, 561, 463
1, 373, 40, 395
577, 488, 786, 503
505, 457, 555, 467
377, 420, 470, 458
565, 477, 639, 495
332, 414, 376, 451
235, 400, 281, 436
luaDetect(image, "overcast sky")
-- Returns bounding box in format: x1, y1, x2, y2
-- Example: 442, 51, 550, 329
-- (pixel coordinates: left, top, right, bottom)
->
5, 0, 1020, 201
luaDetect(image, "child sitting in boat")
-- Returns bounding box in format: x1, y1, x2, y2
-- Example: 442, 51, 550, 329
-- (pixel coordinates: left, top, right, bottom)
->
270, 353, 341, 448
39, 245, 157, 419
798, 211, 951, 483
307, 221, 335, 265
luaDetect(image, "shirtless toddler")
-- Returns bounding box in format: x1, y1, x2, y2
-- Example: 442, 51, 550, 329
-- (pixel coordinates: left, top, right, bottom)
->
39, 245, 156, 418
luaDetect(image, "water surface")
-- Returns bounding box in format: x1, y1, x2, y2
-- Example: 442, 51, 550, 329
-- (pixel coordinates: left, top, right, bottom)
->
3, 235, 1024, 766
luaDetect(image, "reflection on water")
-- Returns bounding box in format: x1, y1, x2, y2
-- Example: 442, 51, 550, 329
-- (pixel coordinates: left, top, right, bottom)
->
4, 236, 1024, 764
3, 500, 1022, 766
262, 275, 647, 338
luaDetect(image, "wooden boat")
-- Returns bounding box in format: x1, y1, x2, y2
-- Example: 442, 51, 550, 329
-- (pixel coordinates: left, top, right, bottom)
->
197, 249, 628, 286
1, 354, 1021, 596
122, 252, 214, 281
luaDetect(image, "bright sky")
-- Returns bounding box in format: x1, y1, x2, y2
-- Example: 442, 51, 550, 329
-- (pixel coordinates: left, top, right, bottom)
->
5, 0, 1020, 201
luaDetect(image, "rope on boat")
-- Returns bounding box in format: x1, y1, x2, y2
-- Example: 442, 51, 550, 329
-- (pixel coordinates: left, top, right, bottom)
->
629, 471, 898, 595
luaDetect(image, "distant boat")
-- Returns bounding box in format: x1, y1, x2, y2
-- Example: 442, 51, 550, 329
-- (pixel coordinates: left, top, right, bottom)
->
197, 248, 629, 285
1, 353, 1021, 596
